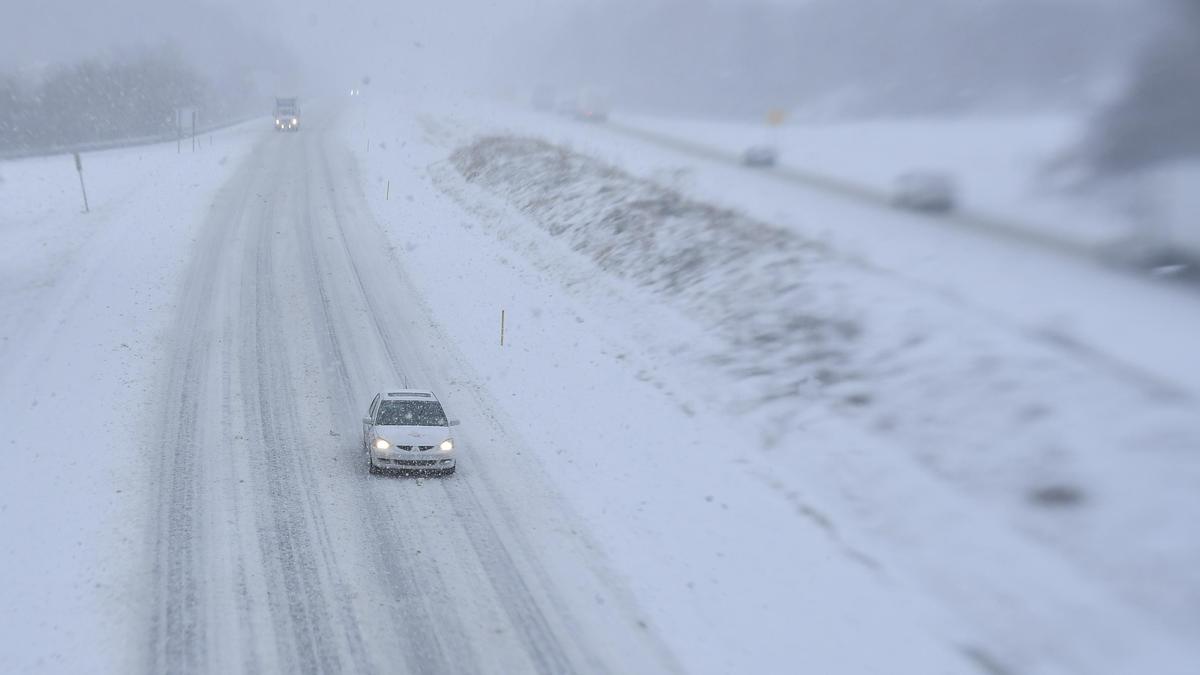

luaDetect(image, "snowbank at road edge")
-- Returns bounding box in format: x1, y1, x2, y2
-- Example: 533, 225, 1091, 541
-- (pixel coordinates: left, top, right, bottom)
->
0, 124, 259, 674
348, 102, 1199, 675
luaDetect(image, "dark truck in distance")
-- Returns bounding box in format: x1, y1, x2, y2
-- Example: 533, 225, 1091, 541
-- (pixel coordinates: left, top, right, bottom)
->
274, 97, 300, 131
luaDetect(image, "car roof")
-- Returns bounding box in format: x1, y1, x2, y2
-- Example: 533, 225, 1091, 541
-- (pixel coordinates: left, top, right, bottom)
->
379, 389, 439, 401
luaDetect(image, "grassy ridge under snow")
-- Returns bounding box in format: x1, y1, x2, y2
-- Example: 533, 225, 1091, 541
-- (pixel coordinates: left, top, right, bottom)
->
449, 134, 1200, 635
453, 136, 861, 398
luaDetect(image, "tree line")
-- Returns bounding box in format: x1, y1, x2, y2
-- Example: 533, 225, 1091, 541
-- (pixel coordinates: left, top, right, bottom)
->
519, 0, 1149, 119
1083, 0, 1200, 175
0, 45, 246, 152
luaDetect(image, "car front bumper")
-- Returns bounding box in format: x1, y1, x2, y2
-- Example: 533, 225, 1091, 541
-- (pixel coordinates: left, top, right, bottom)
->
371, 448, 455, 472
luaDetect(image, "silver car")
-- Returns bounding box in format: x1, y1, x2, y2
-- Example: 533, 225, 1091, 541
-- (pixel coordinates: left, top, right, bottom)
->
891, 170, 957, 213
363, 389, 459, 476
742, 145, 779, 168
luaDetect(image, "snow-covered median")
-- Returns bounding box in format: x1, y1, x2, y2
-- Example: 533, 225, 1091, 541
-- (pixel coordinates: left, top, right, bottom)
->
0, 124, 257, 673
451, 135, 858, 395
351, 100, 1199, 674
448, 131, 1200, 635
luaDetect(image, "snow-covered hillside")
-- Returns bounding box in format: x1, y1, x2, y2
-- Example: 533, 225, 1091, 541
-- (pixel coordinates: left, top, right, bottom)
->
352, 96, 1200, 673
1, 97, 1196, 675
0, 122, 262, 673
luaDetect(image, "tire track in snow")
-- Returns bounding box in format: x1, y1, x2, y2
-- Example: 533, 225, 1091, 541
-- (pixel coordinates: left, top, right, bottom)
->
318, 144, 588, 675
295, 140, 467, 675
242, 197, 342, 673
149, 147, 264, 674
150, 133, 374, 674
234, 133, 380, 675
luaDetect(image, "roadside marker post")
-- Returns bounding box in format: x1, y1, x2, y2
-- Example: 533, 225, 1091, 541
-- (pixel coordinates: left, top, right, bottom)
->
386, 180, 390, 200
500, 310, 505, 346
73, 152, 89, 213
175, 107, 197, 154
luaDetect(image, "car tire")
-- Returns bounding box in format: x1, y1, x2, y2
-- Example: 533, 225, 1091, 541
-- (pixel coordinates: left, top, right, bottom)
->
367, 453, 381, 476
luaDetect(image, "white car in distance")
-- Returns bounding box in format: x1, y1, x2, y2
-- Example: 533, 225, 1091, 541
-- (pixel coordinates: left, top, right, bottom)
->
363, 389, 459, 476
891, 170, 958, 213
742, 145, 779, 168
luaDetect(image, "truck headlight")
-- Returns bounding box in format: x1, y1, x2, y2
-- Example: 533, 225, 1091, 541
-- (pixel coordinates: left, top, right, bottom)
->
439, 439, 453, 451
374, 438, 391, 450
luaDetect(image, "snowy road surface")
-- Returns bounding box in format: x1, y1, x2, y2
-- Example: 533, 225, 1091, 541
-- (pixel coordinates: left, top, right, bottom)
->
3, 99, 1197, 675
146, 110, 677, 674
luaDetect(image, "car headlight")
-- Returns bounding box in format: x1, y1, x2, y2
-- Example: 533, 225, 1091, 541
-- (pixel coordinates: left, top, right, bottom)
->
439, 439, 453, 451
292, 117, 298, 124
373, 438, 390, 450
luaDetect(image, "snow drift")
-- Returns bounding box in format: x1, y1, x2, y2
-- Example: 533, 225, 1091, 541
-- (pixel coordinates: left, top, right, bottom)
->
449, 133, 1200, 641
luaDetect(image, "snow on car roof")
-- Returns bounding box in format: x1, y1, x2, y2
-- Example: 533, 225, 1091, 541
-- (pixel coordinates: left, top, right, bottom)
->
382, 389, 436, 400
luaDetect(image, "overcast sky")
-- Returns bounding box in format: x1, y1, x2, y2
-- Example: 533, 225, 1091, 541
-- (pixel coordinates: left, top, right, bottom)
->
0, 0, 1151, 95
0, 0, 551, 91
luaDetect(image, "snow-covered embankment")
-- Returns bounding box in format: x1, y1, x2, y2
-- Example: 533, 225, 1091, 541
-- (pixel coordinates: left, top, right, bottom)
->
354, 115, 1199, 673
0, 125, 258, 673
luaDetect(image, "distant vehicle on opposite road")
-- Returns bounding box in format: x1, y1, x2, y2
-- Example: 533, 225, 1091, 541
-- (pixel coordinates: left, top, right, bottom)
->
891, 170, 957, 213
363, 389, 459, 476
1104, 164, 1200, 277
742, 145, 779, 168
274, 97, 300, 131
571, 87, 610, 122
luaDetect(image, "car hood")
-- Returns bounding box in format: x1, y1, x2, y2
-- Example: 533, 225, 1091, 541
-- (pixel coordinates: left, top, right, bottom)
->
374, 425, 449, 445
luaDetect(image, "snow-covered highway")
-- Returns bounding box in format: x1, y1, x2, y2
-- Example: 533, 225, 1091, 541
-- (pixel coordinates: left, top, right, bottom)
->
2, 98, 1198, 675
144, 108, 682, 674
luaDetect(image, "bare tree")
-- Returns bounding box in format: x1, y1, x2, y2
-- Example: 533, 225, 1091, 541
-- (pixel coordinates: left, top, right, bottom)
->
0, 44, 214, 151
1084, 0, 1200, 174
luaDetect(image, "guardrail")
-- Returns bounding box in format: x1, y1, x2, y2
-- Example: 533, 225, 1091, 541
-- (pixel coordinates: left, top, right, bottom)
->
0, 114, 261, 162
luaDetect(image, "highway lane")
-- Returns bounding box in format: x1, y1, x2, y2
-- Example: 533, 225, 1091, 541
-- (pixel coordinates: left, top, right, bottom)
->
146, 107, 678, 674
600, 118, 1119, 265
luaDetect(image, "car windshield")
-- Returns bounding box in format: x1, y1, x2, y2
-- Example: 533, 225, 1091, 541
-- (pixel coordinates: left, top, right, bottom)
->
376, 400, 447, 427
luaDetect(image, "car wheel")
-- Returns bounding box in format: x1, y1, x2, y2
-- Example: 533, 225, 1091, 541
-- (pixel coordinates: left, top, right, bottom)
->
367, 452, 381, 476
